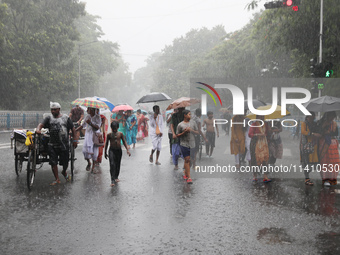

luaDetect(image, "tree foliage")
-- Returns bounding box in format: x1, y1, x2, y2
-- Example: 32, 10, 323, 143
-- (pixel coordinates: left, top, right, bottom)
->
0, 0, 129, 110
135, 0, 340, 102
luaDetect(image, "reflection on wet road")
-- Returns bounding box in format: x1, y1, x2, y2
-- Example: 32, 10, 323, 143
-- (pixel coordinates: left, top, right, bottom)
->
1, 131, 340, 254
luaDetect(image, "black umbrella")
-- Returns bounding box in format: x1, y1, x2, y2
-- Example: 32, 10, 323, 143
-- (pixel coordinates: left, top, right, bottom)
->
136, 92, 171, 104
227, 99, 267, 110
303, 95, 340, 112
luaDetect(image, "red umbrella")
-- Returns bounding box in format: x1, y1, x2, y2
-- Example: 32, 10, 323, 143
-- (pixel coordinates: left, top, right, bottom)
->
112, 104, 134, 113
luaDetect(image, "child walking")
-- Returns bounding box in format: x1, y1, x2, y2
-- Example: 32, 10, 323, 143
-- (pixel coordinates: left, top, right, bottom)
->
105, 121, 131, 186
176, 110, 199, 184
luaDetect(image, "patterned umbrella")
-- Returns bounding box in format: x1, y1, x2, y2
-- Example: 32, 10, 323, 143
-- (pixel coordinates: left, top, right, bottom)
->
94, 96, 115, 111
71, 97, 109, 109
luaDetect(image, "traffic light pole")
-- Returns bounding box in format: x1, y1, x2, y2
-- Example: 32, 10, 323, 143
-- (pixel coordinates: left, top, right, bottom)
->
317, 0, 323, 119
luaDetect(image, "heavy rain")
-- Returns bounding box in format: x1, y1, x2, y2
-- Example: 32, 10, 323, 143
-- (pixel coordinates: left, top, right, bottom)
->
1, 0, 340, 254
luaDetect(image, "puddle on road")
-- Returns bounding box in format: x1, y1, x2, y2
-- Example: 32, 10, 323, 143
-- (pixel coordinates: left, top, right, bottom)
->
257, 227, 293, 244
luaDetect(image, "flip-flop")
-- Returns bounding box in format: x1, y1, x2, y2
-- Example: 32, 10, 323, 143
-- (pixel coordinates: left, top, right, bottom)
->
149, 155, 153, 163
50, 180, 61, 186
305, 179, 314, 186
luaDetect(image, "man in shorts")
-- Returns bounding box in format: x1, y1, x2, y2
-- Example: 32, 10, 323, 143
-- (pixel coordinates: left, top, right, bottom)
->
203, 111, 219, 157
36, 102, 78, 185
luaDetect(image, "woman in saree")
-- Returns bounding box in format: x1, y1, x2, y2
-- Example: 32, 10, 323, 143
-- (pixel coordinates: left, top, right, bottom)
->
318, 111, 340, 186
248, 115, 271, 183
136, 109, 148, 141
300, 112, 320, 186
96, 109, 108, 165
230, 114, 246, 169
126, 110, 137, 149
116, 110, 126, 144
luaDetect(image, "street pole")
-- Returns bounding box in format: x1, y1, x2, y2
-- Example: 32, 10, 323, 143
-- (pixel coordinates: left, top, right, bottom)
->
78, 45, 81, 98
318, 0, 323, 99
318, 0, 323, 119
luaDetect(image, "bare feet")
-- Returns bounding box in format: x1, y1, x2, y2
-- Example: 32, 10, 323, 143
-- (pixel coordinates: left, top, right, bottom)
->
115, 179, 120, 182
155, 161, 161, 165
110, 183, 115, 187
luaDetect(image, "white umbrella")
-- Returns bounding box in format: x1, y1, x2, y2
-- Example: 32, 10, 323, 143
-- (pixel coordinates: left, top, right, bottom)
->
303, 95, 340, 112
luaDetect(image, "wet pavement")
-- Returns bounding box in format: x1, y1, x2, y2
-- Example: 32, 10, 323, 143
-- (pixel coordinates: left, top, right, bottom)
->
1, 130, 340, 254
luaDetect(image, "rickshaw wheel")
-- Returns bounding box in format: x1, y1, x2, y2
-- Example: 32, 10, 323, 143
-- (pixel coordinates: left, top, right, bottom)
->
27, 150, 36, 190
15, 154, 23, 176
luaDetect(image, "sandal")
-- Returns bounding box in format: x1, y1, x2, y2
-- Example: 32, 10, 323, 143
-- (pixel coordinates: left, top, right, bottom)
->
64, 174, 71, 182
305, 179, 314, 186
86, 165, 91, 171
149, 155, 153, 163
50, 180, 61, 186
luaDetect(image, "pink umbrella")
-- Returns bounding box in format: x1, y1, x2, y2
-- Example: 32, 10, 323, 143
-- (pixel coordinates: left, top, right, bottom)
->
112, 104, 134, 113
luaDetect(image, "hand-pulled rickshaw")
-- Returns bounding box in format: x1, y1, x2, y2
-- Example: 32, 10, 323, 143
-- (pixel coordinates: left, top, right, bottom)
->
11, 128, 75, 190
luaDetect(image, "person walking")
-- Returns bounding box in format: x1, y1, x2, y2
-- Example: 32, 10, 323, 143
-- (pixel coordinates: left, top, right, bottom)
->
76, 107, 101, 173
36, 102, 78, 185
230, 114, 246, 168
126, 110, 137, 149
105, 121, 131, 186
191, 108, 207, 169
203, 111, 219, 158
69, 104, 84, 137
176, 110, 199, 184
149, 105, 163, 165
300, 112, 320, 186
317, 111, 340, 186
248, 115, 270, 183
267, 120, 283, 166
96, 109, 108, 166
116, 110, 126, 144
171, 107, 185, 170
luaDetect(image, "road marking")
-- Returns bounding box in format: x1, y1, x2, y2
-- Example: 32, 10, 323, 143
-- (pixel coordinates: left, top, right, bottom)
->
283, 148, 292, 157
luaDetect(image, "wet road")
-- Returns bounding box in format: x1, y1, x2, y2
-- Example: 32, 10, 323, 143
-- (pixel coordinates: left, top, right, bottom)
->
1, 130, 340, 254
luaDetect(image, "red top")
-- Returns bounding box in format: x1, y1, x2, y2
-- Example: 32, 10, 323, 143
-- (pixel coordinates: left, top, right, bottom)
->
248, 121, 268, 138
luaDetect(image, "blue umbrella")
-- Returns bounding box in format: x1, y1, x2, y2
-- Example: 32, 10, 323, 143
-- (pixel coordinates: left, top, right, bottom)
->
94, 96, 115, 111
133, 109, 147, 114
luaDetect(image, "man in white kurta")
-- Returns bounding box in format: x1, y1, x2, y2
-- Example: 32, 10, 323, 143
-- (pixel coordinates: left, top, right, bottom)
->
149, 105, 163, 165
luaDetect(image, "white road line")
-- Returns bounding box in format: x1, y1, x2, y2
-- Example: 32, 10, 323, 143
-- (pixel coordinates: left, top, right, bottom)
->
283, 148, 292, 157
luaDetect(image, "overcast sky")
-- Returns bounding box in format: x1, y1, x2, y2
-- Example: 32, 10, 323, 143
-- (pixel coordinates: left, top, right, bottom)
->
83, 0, 258, 73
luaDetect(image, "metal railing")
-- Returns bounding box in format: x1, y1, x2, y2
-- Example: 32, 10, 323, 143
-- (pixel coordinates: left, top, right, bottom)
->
0, 111, 45, 130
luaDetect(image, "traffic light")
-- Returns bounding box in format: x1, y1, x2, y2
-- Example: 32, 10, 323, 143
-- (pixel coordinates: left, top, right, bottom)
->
310, 60, 333, 78
283, 0, 300, 7
264, 0, 300, 10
